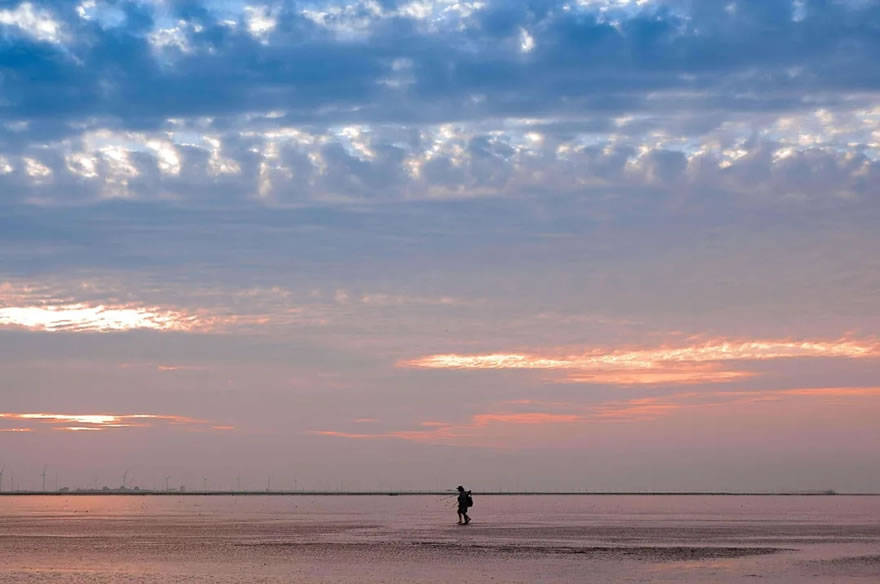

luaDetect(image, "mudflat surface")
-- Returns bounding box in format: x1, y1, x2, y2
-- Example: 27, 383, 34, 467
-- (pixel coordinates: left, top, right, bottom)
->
1, 495, 879, 582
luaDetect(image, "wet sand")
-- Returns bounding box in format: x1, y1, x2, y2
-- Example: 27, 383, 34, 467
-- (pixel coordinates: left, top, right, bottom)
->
1, 495, 879, 582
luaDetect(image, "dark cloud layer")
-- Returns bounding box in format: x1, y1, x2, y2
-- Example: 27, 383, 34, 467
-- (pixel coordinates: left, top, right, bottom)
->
1, 0, 878, 129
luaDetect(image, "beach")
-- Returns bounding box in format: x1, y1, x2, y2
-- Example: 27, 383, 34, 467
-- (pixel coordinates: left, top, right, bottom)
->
1, 495, 878, 582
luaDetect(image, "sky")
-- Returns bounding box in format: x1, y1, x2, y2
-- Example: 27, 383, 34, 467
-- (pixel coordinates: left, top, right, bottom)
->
1, 0, 879, 493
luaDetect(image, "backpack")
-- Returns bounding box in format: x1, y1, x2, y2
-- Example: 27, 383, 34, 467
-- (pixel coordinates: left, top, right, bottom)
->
465, 493, 473, 507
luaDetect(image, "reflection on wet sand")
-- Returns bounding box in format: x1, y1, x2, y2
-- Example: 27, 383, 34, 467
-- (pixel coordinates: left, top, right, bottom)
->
1, 495, 878, 583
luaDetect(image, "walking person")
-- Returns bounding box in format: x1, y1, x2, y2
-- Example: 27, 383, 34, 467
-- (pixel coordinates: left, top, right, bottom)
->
456, 485, 473, 525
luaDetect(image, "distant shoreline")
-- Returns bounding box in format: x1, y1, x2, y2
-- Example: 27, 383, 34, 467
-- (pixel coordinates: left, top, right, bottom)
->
1, 491, 875, 496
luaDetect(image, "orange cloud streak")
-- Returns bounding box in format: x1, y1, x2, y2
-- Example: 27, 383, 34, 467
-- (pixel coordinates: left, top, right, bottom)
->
780, 387, 880, 397
313, 430, 379, 439
401, 338, 879, 385
472, 413, 580, 425
313, 386, 880, 445
596, 398, 687, 420
403, 339, 877, 370
57, 426, 104, 432
593, 387, 880, 422
562, 364, 754, 385
312, 411, 583, 445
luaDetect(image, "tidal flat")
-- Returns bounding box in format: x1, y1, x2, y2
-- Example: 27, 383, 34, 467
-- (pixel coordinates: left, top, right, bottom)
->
1, 495, 878, 583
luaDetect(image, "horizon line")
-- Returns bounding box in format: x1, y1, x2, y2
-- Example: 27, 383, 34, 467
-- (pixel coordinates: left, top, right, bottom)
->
0, 490, 875, 497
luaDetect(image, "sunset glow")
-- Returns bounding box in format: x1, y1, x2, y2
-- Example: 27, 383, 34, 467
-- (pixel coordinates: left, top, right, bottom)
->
0, 304, 196, 332
0, 413, 227, 432
16, 414, 121, 425
57, 426, 104, 431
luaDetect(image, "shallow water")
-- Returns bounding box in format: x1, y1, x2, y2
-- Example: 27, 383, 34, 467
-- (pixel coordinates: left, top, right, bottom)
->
1, 495, 879, 582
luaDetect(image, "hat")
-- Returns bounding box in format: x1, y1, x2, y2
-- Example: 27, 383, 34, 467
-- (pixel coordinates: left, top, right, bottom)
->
457, 485, 464, 491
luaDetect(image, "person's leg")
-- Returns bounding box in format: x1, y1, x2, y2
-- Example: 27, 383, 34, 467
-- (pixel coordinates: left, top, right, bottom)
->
463, 511, 470, 524
457, 511, 463, 524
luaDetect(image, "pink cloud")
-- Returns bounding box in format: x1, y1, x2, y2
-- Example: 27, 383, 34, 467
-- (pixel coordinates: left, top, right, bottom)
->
312, 386, 880, 446
312, 430, 379, 440
312, 410, 582, 446
157, 364, 205, 372
472, 413, 581, 425
561, 363, 754, 385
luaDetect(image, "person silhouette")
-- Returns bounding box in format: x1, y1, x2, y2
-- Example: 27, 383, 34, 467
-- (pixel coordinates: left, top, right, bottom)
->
456, 485, 472, 525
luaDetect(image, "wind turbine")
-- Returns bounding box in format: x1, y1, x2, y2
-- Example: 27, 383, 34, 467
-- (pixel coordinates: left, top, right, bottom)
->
164, 476, 171, 492
42, 465, 47, 492
0, 465, 4, 492
122, 470, 129, 490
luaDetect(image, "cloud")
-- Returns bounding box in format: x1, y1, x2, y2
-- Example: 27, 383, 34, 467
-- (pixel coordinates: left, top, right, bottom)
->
401, 338, 880, 385
312, 410, 582, 445
244, 5, 278, 39
0, 303, 200, 332
0, 279, 293, 334
405, 339, 880, 367
561, 363, 754, 386
0, 412, 232, 432
0, 278, 479, 338
778, 387, 880, 398
0, 2, 65, 44
472, 412, 580, 425
156, 364, 204, 372
0, 282, 299, 333
312, 386, 880, 446
1, 114, 877, 208
311, 430, 380, 439
593, 387, 880, 422
3, 0, 880, 209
